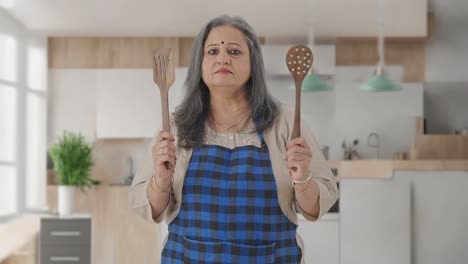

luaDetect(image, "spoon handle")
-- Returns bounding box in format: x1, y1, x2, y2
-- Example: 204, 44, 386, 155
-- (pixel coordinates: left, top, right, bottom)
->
291, 79, 302, 139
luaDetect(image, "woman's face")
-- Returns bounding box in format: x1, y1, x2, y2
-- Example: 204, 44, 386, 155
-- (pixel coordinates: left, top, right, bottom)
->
202, 25, 251, 95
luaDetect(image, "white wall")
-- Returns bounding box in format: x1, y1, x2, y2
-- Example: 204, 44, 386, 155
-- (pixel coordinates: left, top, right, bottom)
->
423, 0, 468, 134
425, 0, 468, 82
423, 82, 468, 134
267, 67, 423, 160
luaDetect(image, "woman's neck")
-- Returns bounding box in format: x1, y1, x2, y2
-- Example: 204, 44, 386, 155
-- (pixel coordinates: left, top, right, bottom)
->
209, 93, 251, 133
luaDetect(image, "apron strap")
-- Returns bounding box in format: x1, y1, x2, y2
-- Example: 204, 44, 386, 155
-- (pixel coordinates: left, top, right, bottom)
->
253, 118, 266, 145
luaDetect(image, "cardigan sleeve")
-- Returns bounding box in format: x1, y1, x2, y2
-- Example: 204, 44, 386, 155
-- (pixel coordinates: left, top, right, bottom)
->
128, 117, 178, 224
128, 132, 172, 223
294, 117, 339, 221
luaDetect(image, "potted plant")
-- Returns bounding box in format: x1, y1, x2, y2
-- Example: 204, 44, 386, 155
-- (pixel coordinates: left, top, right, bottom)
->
49, 131, 100, 216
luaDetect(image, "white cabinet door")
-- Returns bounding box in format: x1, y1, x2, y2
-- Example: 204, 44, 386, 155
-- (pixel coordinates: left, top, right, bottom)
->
96, 68, 187, 138
340, 178, 411, 264
48, 69, 98, 142
297, 214, 340, 264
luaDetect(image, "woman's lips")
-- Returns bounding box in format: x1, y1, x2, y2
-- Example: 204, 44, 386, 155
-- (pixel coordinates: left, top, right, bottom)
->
215, 69, 232, 74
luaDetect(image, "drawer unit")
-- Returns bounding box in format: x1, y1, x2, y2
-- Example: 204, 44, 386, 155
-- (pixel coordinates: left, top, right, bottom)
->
40, 217, 92, 264
41, 245, 90, 264
41, 219, 91, 246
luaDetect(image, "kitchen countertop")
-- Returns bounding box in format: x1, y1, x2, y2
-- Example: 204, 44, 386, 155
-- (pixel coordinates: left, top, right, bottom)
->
0, 214, 42, 261
327, 160, 468, 179
298, 213, 339, 222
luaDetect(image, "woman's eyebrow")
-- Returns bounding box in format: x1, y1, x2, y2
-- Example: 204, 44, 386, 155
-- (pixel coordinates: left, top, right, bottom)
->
205, 42, 241, 48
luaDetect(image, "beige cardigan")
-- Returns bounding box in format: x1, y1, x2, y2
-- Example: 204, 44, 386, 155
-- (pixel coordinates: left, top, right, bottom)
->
129, 105, 339, 261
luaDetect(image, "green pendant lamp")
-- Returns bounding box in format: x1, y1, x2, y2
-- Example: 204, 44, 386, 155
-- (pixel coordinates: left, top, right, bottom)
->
288, 71, 332, 92
302, 72, 332, 91
360, 66, 402, 92
360, 0, 402, 92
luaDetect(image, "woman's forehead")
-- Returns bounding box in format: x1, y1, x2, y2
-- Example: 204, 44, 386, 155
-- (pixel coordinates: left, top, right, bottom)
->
205, 26, 247, 47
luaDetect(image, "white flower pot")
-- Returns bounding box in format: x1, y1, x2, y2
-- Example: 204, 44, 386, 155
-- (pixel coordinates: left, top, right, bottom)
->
58, 185, 75, 216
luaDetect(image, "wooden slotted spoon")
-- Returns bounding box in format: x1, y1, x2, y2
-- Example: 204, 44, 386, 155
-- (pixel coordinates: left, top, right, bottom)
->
286, 45, 313, 139
153, 48, 175, 170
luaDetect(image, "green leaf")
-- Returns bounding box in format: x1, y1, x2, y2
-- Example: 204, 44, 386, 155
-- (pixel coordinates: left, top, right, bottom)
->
49, 130, 100, 192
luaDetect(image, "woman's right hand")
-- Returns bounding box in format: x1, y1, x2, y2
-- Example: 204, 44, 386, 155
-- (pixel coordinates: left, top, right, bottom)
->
151, 131, 176, 186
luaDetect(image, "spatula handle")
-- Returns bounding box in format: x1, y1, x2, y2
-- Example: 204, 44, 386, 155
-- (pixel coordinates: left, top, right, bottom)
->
160, 89, 173, 171
291, 79, 302, 139
161, 90, 170, 132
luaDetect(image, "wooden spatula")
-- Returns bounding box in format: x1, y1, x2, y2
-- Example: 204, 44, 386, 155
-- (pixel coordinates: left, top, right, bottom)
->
286, 45, 313, 139
153, 48, 175, 170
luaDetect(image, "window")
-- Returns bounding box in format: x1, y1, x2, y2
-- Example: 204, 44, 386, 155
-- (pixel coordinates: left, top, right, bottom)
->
0, 167, 17, 216
25, 92, 47, 209
0, 25, 47, 219
0, 33, 16, 82
0, 33, 18, 218
0, 85, 17, 216
0, 84, 16, 162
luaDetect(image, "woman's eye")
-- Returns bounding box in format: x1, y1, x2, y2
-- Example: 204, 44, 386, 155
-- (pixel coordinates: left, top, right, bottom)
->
229, 49, 241, 55
207, 49, 218, 55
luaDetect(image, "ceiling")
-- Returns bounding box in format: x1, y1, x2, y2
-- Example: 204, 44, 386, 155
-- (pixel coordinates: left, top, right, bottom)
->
2, 0, 427, 38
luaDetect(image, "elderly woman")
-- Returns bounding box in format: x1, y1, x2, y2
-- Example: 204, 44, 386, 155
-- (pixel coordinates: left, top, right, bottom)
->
129, 15, 338, 263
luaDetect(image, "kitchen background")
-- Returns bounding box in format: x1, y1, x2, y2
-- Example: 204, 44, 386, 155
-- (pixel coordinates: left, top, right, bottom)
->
1, 0, 468, 264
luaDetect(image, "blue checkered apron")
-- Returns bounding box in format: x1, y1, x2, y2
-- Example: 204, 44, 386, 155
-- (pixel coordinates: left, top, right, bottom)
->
161, 131, 302, 263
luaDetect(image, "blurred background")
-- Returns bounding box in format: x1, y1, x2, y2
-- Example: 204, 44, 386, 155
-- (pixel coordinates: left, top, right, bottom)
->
0, 0, 467, 263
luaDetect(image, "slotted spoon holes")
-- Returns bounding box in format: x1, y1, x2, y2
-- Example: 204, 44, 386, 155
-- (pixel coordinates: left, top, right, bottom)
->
286, 58, 311, 76
286, 46, 313, 77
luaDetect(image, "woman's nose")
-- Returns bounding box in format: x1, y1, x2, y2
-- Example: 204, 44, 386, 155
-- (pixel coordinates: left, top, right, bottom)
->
217, 52, 231, 65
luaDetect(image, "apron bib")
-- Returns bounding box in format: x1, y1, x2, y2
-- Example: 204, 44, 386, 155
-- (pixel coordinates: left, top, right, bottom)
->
161, 132, 302, 263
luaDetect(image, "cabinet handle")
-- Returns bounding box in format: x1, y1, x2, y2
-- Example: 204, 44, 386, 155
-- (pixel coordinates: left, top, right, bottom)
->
50, 231, 81, 237
50, 256, 80, 262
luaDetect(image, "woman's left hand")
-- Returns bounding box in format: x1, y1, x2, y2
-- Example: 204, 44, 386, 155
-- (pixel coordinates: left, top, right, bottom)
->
286, 137, 312, 181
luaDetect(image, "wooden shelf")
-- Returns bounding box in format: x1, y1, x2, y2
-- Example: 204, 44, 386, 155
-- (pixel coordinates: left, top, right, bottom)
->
327, 160, 468, 179
409, 116, 468, 159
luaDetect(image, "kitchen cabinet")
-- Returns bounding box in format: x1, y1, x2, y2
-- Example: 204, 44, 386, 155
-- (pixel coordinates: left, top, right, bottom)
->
297, 214, 340, 264
340, 177, 410, 264
48, 70, 97, 142
46, 186, 162, 264
96, 68, 187, 138
40, 216, 92, 264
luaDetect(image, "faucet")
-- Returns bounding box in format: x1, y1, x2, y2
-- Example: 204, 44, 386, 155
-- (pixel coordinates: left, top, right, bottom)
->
342, 139, 360, 160
125, 156, 134, 184
367, 132, 380, 159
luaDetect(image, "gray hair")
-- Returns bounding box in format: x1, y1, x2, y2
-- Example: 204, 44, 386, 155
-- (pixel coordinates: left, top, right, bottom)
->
173, 14, 279, 148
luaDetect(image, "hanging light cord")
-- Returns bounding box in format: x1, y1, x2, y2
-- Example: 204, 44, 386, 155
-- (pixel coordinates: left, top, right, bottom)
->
307, 0, 316, 74
377, 0, 385, 73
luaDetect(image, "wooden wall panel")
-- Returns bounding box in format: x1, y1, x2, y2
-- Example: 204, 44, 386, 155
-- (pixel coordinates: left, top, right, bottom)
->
95, 37, 181, 68
48, 38, 99, 68
49, 37, 183, 68
336, 38, 425, 82
178, 37, 194, 67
